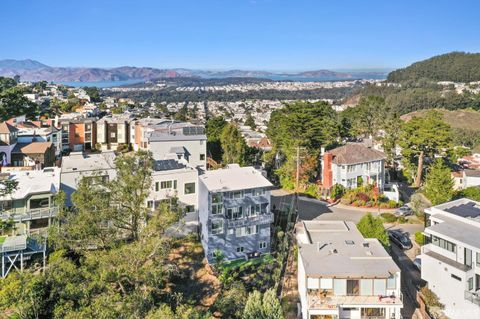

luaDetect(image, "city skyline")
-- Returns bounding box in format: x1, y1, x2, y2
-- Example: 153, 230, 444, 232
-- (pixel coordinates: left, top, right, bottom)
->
2, 0, 480, 70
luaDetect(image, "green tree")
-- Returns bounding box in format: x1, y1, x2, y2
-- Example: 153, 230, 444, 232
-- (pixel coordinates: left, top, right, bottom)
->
458, 186, 480, 201
83, 86, 102, 102
424, 159, 454, 205
206, 116, 227, 162
399, 110, 452, 187
244, 113, 256, 130
357, 213, 389, 248
243, 290, 263, 319
220, 123, 247, 165
214, 281, 247, 318
243, 289, 283, 319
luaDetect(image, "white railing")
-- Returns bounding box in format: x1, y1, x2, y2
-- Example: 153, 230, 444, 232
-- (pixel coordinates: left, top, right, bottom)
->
227, 213, 274, 228
0, 206, 59, 222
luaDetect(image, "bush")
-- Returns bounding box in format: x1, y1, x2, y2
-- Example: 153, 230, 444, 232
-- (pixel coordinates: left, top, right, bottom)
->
420, 287, 444, 309
380, 213, 398, 223
415, 231, 424, 245
357, 213, 390, 247
330, 184, 346, 200
397, 216, 407, 224
388, 200, 398, 209
355, 192, 370, 202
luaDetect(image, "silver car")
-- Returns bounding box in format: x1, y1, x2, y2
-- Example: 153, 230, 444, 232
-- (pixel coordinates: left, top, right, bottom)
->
395, 205, 413, 216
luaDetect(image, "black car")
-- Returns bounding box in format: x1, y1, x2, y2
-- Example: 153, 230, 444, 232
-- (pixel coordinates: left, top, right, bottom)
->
388, 230, 413, 250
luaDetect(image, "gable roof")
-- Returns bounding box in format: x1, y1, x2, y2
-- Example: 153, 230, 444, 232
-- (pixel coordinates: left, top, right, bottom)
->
12, 142, 53, 154
327, 144, 386, 165
0, 122, 18, 134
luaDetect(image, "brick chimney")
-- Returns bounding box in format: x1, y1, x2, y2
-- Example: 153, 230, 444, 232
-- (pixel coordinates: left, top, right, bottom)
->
322, 152, 333, 189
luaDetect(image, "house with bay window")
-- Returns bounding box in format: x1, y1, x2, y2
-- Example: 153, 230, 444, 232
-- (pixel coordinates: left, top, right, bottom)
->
198, 164, 273, 263
421, 198, 480, 319
297, 220, 403, 319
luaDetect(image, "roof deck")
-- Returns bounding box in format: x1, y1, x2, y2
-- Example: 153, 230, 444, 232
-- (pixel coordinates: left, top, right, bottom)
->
308, 291, 403, 310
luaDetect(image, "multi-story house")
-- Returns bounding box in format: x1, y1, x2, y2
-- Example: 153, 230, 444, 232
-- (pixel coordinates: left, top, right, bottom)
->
96, 114, 132, 151
148, 157, 198, 214
132, 119, 207, 172
198, 164, 273, 263
421, 198, 480, 319
58, 115, 96, 151
321, 144, 386, 191
0, 122, 18, 165
0, 167, 60, 235
11, 141, 55, 168
297, 220, 403, 319
60, 151, 117, 206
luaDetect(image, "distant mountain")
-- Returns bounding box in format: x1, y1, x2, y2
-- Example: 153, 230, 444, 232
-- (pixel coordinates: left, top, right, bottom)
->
0, 59, 49, 70
0, 59, 388, 83
387, 52, 480, 83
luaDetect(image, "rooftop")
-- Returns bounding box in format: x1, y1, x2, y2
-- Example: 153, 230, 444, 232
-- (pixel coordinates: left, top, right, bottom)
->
0, 122, 18, 134
12, 142, 53, 154
61, 151, 116, 173
431, 198, 480, 220
427, 214, 480, 249
326, 144, 386, 165
0, 167, 60, 200
464, 169, 480, 178
147, 121, 206, 142
154, 159, 187, 172
297, 221, 399, 278
199, 164, 272, 192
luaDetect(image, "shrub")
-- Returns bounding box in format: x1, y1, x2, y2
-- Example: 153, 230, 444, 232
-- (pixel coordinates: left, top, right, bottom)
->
356, 192, 370, 202
357, 213, 390, 247
380, 213, 398, 223
397, 216, 407, 224
330, 184, 346, 200
420, 287, 444, 309
415, 231, 424, 245
388, 200, 398, 209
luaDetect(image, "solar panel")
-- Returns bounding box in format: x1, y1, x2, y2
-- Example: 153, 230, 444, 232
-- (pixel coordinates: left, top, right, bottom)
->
154, 159, 186, 171
445, 203, 480, 218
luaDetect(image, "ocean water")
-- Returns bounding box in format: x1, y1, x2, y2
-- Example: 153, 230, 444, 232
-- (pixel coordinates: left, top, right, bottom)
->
55, 79, 144, 88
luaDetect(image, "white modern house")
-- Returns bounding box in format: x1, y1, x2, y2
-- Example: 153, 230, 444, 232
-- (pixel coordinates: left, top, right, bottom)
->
148, 157, 199, 214
452, 170, 480, 190
421, 198, 480, 319
132, 119, 207, 173
198, 164, 273, 263
321, 144, 386, 191
60, 151, 117, 206
297, 220, 403, 319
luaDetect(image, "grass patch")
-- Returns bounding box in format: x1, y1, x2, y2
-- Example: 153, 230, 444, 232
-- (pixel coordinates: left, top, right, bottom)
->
0, 236, 6, 245
219, 253, 274, 272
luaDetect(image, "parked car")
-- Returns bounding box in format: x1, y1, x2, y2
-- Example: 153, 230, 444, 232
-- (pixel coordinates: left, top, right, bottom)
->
395, 205, 413, 216
413, 255, 422, 272
388, 230, 413, 250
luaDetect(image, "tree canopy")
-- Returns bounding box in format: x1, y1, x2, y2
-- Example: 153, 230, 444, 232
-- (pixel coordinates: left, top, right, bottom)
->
424, 159, 454, 205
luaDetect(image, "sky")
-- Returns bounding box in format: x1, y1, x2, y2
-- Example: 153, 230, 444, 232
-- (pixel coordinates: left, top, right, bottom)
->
1, 0, 480, 71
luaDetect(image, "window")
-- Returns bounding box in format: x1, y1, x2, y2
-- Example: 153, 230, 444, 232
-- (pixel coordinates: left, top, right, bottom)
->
432, 235, 456, 253
155, 182, 159, 192
346, 280, 360, 296
184, 182, 195, 194
373, 279, 386, 296
236, 247, 244, 253
254, 188, 265, 196
227, 207, 243, 219
259, 242, 267, 249
361, 308, 385, 317
233, 191, 243, 199
477, 252, 480, 266
451, 274, 461, 281
360, 279, 373, 296
468, 277, 474, 291
236, 225, 258, 237
212, 204, 223, 215
465, 248, 473, 267
200, 154, 205, 161
185, 205, 195, 213
211, 220, 223, 235
161, 180, 173, 189
212, 193, 222, 204
387, 274, 396, 289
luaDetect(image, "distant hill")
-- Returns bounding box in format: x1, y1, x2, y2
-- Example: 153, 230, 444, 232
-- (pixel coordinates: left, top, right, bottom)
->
400, 108, 480, 131
387, 52, 480, 83
0, 59, 388, 83
0, 59, 49, 70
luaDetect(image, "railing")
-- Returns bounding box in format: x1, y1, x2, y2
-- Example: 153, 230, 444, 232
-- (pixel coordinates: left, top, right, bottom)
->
465, 290, 480, 306
227, 213, 274, 228
0, 206, 59, 222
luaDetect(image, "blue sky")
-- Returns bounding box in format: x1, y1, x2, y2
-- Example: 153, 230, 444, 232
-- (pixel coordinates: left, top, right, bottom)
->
1, 0, 480, 70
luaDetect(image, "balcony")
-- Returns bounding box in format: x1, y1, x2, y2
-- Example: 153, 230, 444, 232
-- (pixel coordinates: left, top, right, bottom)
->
226, 213, 274, 228
307, 292, 403, 310
0, 206, 59, 222
465, 290, 480, 306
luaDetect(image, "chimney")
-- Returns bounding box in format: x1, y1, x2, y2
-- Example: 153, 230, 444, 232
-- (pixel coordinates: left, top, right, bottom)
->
322, 152, 333, 189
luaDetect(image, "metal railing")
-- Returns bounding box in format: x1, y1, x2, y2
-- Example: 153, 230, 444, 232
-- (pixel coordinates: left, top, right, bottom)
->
227, 212, 274, 228
465, 290, 480, 306
0, 206, 59, 222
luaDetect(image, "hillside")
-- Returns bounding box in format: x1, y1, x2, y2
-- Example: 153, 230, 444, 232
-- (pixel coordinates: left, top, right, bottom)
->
387, 52, 480, 83
0, 59, 49, 70
400, 108, 480, 131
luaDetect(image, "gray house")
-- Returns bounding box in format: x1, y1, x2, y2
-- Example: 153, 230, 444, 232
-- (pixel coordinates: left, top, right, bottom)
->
199, 164, 273, 263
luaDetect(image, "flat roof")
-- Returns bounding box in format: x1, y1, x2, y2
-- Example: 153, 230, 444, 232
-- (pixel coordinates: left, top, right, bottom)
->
61, 151, 116, 173
0, 167, 60, 200
199, 165, 272, 192
297, 221, 399, 278
426, 214, 480, 249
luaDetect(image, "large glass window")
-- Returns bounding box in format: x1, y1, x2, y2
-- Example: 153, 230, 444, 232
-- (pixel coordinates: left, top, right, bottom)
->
212, 204, 223, 215
184, 182, 195, 194
211, 220, 223, 235
465, 248, 473, 267
212, 193, 222, 204
432, 236, 456, 253
347, 280, 360, 296
333, 279, 347, 296
373, 279, 386, 296
160, 180, 176, 189
361, 308, 385, 317
360, 279, 373, 296
387, 274, 397, 289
